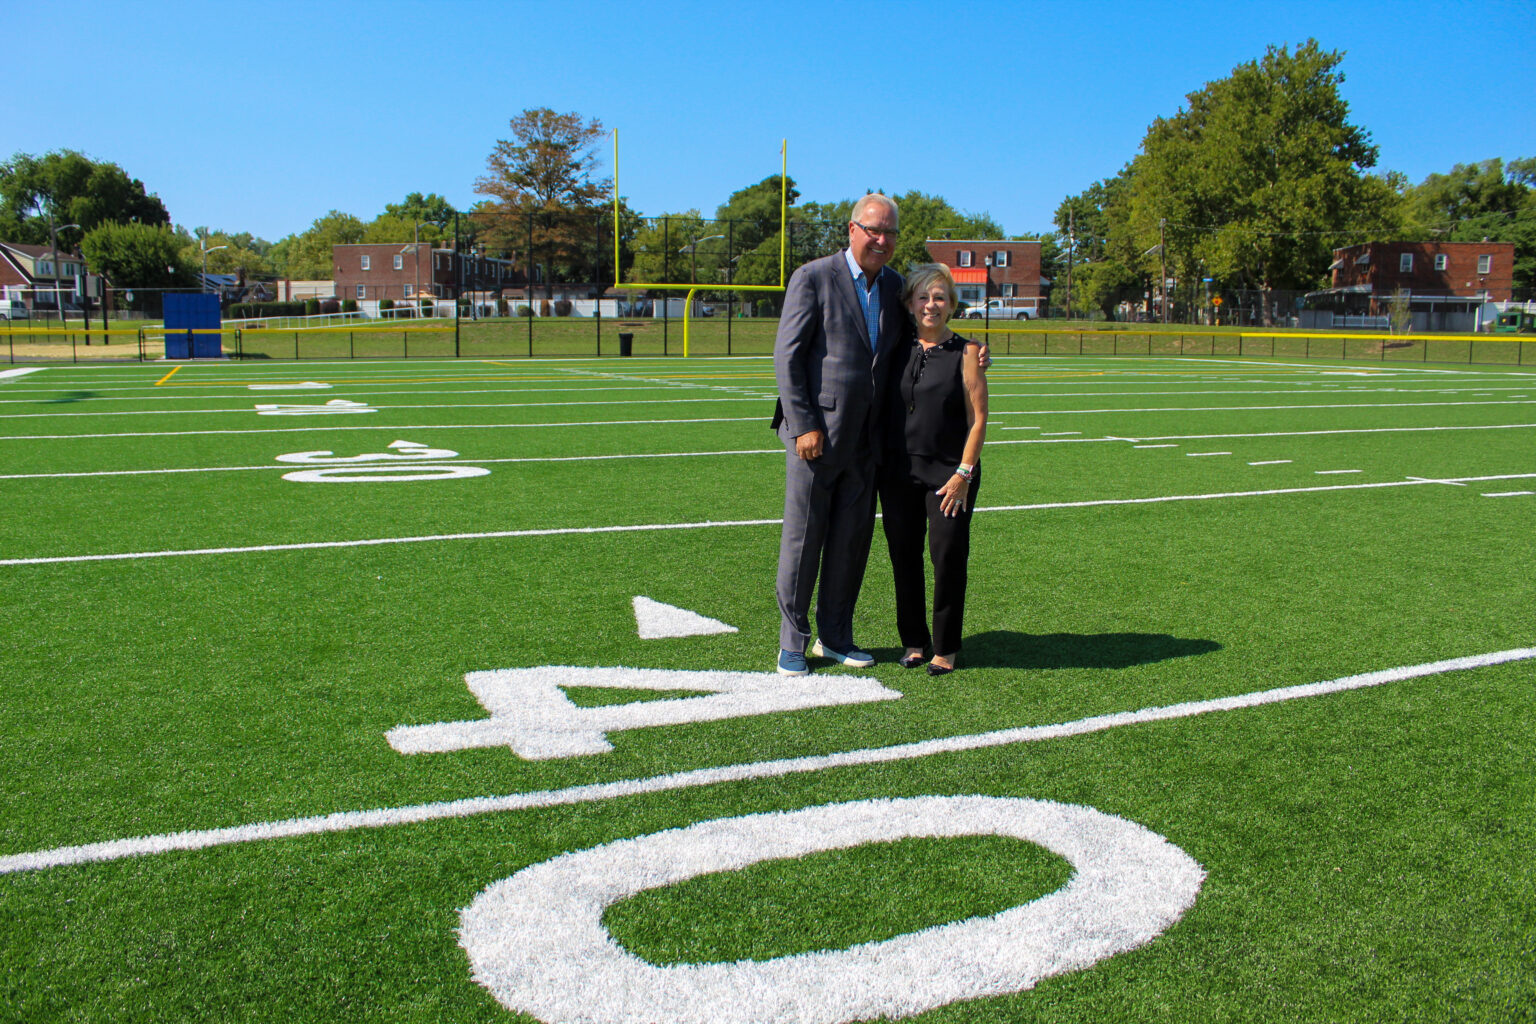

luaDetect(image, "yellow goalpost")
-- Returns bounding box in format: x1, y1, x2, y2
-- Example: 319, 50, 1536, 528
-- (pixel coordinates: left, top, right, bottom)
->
611, 131, 790, 356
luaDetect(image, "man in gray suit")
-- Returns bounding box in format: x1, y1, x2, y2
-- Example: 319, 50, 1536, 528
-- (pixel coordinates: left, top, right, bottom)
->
772, 193, 904, 675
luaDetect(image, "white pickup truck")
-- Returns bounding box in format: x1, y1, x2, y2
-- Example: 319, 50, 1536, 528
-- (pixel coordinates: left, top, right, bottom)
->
962, 298, 1039, 320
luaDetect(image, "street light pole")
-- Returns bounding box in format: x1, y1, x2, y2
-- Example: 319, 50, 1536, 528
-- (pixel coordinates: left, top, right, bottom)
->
679, 233, 725, 285
201, 239, 228, 294
983, 255, 993, 332
47, 211, 81, 327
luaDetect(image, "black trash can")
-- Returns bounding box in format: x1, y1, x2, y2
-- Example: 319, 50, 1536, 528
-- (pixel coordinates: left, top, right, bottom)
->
618, 332, 633, 357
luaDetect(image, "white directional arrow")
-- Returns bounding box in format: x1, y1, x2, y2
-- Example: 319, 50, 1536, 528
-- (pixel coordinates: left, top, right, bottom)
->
632, 596, 738, 639
387, 666, 901, 760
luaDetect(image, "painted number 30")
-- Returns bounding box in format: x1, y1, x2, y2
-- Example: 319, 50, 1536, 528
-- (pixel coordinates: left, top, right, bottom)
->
460, 795, 1204, 1024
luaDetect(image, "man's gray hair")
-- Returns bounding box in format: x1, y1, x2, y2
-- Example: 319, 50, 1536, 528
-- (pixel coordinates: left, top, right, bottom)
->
851, 193, 899, 227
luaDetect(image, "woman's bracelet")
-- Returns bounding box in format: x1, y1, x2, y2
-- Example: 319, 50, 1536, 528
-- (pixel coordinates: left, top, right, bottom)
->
955, 463, 974, 481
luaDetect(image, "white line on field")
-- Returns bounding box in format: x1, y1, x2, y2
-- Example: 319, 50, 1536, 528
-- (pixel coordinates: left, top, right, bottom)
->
0, 396, 777, 420
0, 368, 47, 380
1483, 491, 1534, 497
1135, 444, 1177, 449
0, 415, 763, 441
1315, 469, 1363, 475
7, 474, 1535, 567
1, 646, 1529, 876
1186, 452, 1230, 457
995, 423, 1536, 445
1249, 460, 1292, 465
0, 448, 787, 482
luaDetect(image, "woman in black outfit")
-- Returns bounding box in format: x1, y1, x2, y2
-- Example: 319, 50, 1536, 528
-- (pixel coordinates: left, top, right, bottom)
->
878, 263, 989, 675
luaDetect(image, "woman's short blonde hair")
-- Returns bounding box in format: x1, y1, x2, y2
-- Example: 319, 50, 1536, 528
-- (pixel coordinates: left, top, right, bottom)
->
903, 263, 959, 320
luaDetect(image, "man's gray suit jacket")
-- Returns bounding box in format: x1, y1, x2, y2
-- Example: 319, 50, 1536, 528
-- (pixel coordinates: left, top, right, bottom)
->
771, 251, 904, 463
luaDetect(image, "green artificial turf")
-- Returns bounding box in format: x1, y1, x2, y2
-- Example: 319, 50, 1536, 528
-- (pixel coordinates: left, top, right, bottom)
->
1, 354, 1532, 1023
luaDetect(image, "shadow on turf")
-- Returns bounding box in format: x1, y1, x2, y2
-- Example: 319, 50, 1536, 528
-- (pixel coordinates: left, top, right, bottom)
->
953, 631, 1221, 670
45, 390, 98, 404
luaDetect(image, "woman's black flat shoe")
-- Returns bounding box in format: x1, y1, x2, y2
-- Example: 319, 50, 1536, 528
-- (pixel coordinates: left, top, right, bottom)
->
899, 654, 926, 669
926, 663, 953, 676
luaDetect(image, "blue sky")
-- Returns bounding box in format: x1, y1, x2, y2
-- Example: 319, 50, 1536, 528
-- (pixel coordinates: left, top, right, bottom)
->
11, 0, 1534, 243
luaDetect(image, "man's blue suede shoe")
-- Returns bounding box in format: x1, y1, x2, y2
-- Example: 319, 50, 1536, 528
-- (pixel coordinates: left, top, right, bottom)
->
810, 639, 875, 668
777, 649, 810, 676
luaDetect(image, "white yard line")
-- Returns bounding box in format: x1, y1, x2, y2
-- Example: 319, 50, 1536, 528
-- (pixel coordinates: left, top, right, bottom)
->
1, 646, 1529, 876
6, 473, 1534, 567
0, 415, 763, 442
995, 423, 1536, 445
0, 448, 785, 482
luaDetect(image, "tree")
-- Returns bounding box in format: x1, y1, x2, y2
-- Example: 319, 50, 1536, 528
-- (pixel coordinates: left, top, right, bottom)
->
178, 227, 274, 280
1401, 158, 1536, 291
1120, 41, 1401, 322
474, 108, 611, 293
80, 222, 196, 313
0, 150, 169, 244
887, 191, 1003, 274
625, 210, 712, 285
269, 211, 365, 279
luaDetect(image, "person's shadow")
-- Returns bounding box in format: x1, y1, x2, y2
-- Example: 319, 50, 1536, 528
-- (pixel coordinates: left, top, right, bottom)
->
950, 631, 1221, 670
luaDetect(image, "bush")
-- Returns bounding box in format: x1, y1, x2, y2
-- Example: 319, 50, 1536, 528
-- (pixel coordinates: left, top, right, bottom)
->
319, 299, 340, 314
341, 299, 357, 313
380, 298, 395, 311
516, 305, 533, 317
304, 299, 320, 315
496, 297, 509, 316
553, 299, 573, 316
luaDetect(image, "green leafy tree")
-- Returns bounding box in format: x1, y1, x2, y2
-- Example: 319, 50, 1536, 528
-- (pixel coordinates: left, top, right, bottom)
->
474, 108, 611, 293
625, 211, 711, 285
269, 211, 365, 279
1401, 157, 1536, 291
887, 191, 1003, 273
0, 150, 170, 244
80, 222, 197, 313
178, 227, 274, 280
1122, 40, 1401, 322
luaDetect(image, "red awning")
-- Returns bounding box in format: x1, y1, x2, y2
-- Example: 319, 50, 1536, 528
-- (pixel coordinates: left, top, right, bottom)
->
948, 267, 987, 284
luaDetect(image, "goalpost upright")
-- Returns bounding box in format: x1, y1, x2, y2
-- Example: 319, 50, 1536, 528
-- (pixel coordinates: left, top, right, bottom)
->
612, 131, 790, 355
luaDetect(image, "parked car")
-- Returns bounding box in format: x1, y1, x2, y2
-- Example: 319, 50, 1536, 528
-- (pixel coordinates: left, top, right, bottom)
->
963, 298, 1040, 320
1, 300, 29, 321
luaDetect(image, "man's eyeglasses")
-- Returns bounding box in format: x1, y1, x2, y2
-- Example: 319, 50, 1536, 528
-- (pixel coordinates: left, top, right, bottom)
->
853, 220, 900, 239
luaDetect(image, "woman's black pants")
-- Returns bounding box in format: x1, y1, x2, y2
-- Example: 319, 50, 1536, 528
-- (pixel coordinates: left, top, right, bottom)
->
877, 466, 979, 656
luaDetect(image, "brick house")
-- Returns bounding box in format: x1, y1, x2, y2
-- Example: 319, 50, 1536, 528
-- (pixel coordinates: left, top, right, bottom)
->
922, 239, 1045, 314
0, 242, 107, 316
1303, 240, 1515, 330
332, 243, 525, 304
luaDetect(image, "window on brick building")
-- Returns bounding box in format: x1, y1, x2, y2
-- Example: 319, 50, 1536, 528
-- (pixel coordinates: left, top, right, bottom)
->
393, 254, 403, 270
1434, 254, 1447, 271
360, 255, 371, 271
1399, 253, 1413, 272
1001, 283, 1016, 297
404, 285, 414, 298
355, 284, 366, 299
994, 251, 1009, 267
1478, 255, 1492, 274
958, 251, 972, 267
